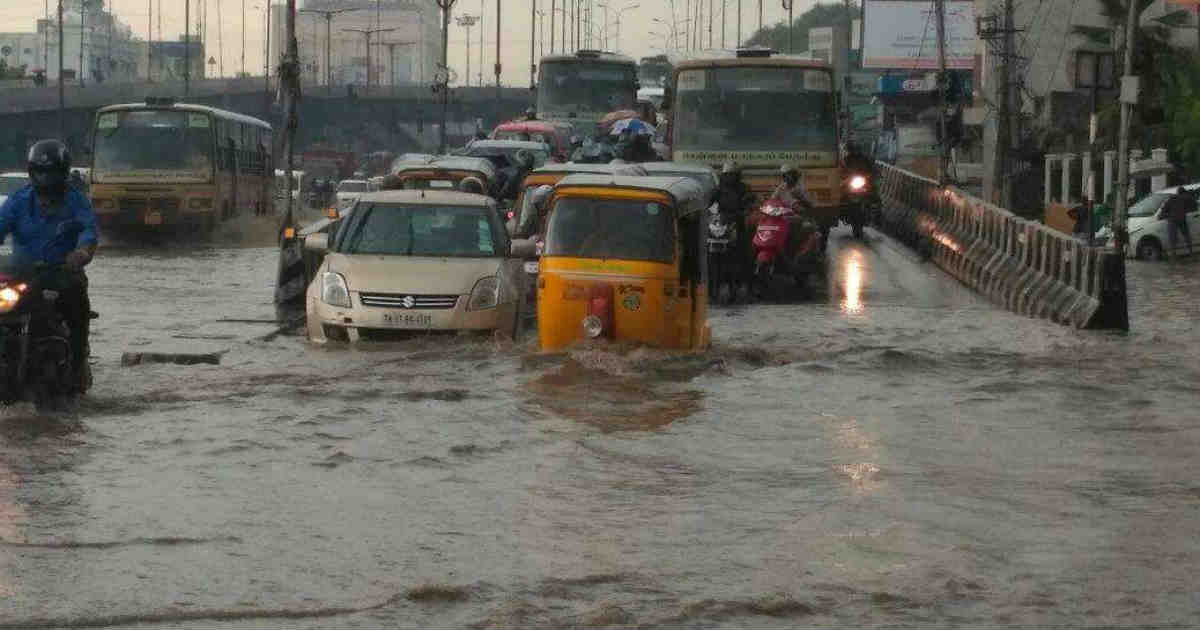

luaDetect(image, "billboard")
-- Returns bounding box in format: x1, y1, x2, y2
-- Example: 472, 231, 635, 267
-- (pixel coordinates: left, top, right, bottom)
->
863, 0, 976, 70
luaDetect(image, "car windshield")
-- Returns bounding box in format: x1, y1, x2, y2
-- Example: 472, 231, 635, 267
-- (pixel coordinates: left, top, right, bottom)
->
544, 197, 675, 263
537, 60, 638, 117
92, 109, 214, 182
0, 176, 26, 195
673, 66, 838, 153
335, 203, 503, 258
338, 181, 368, 193
1129, 193, 1170, 218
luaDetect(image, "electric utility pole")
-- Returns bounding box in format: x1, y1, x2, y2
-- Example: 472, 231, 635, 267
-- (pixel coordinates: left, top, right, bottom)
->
530, 0, 537, 89
456, 14, 478, 91
57, 0, 63, 138
935, 0, 949, 184
300, 8, 359, 95
1114, 0, 1140, 252
279, 0, 300, 241
435, 0, 457, 153
184, 0, 190, 95
979, 0, 1016, 207
495, 0, 502, 97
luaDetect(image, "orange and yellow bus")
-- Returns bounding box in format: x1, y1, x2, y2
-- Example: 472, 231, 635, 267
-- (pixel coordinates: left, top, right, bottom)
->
89, 98, 273, 232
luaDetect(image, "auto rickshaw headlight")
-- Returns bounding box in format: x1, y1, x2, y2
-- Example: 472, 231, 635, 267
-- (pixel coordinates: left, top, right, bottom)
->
709, 219, 729, 238
468, 276, 500, 310
582, 315, 605, 339
0, 286, 22, 314
849, 175, 867, 192
320, 272, 352, 308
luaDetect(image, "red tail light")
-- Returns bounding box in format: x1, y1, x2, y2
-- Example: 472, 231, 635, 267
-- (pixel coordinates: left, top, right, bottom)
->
585, 284, 614, 339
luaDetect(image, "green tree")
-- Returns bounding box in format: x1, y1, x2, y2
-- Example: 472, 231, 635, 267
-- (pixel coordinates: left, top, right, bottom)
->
744, 2, 858, 54
1160, 52, 1200, 179
0, 59, 28, 80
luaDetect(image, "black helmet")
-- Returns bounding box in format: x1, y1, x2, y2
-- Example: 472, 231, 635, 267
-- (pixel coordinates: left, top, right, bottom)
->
27, 139, 71, 196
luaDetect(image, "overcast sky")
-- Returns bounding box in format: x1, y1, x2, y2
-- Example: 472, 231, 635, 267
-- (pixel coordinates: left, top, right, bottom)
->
0, 0, 825, 84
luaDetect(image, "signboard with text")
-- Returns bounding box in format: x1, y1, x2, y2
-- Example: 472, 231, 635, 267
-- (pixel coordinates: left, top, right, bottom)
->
862, 0, 976, 70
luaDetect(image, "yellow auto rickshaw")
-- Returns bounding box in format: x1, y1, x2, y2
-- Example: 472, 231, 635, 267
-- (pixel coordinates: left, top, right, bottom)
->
509, 161, 649, 237
537, 174, 711, 351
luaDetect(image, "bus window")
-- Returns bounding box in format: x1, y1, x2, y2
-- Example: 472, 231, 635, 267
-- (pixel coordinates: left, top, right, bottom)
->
92, 109, 214, 182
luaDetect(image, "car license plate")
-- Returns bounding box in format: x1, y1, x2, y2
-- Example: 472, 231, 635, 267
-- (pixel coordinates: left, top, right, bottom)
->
382, 312, 433, 328
524, 261, 540, 274
145, 212, 163, 226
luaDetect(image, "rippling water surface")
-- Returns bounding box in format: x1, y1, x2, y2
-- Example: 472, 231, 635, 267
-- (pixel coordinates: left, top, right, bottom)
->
0, 223, 1198, 628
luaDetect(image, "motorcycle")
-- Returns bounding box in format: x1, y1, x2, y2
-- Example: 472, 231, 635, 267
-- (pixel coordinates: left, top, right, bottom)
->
751, 199, 824, 297
841, 171, 875, 239
0, 221, 92, 411
707, 204, 744, 305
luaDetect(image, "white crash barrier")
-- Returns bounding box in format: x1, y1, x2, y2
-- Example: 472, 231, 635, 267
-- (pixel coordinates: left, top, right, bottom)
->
875, 163, 1127, 330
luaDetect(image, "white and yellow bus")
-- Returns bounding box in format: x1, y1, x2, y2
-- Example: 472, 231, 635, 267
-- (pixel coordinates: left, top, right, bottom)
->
89, 98, 273, 232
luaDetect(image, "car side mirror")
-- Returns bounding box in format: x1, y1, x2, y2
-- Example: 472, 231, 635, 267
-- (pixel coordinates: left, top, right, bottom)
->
510, 238, 537, 258
304, 233, 329, 253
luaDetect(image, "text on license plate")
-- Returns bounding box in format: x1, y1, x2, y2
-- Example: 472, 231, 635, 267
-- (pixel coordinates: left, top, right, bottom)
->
524, 261, 540, 274
382, 312, 433, 327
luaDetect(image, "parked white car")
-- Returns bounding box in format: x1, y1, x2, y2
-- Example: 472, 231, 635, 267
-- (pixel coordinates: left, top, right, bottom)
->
1123, 183, 1200, 260
0, 172, 27, 206
304, 189, 535, 342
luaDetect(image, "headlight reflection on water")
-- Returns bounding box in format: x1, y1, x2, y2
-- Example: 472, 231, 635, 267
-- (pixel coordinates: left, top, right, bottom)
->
840, 251, 865, 315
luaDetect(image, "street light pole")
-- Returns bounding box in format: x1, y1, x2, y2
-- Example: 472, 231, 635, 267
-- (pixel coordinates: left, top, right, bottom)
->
550, 0, 555, 54
57, 0, 63, 138
343, 27, 395, 88
455, 15, 478, 91
301, 8, 358, 95
530, 0, 536, 89
435, 0, 457, 153
495, 0, 501, 97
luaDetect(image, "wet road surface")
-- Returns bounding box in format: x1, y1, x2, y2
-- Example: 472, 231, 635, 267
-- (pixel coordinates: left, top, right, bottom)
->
1, 225, 1199, 627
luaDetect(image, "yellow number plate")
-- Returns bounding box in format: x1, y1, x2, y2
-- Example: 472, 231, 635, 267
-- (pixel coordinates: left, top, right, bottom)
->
144, 212, 163, 226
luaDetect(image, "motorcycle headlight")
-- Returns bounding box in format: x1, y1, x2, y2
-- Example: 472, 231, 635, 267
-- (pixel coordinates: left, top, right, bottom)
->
468, 276, 501, 311
849, 175, 867, 192
320, 272, 351, 308
709, 220, 729, 238
0, 286, 21, 314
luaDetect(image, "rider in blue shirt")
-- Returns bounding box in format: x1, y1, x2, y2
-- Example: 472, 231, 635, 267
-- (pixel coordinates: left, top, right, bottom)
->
0, 140, 99, 390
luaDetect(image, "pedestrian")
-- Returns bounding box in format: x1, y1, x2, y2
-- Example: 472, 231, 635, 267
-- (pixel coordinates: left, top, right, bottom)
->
1067, 200, 1093, 244
1161, 186, 1196, 258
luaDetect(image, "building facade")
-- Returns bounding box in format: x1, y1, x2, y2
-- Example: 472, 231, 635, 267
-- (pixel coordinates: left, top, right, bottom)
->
272, 0, 438, 89
0, 4, 141, 84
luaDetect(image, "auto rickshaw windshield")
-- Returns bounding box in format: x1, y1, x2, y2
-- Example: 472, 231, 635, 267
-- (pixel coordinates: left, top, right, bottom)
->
544, 197, 675, 263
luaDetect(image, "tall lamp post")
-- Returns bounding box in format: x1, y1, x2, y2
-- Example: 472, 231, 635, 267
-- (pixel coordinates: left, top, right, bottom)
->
455, 15, 478, 91
529, 0, 537, 89
603, 3, 638, 54
300, 7, 359, 95
343, 27, 395, 88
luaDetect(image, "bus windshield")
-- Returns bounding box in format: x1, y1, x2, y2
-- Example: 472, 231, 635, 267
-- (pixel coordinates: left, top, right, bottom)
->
537, 60, 637, 119
93, 109, 214, 183
673, 66, 838, 160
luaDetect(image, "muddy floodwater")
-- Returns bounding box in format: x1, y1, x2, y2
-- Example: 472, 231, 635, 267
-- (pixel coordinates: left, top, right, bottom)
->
1, 223, 1198, 628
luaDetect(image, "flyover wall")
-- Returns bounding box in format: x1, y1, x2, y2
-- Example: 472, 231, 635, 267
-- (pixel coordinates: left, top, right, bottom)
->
875, 163, 1128, 330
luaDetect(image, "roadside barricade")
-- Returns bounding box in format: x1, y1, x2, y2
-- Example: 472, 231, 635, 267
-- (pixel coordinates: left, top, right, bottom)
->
874, 163, 1127, 330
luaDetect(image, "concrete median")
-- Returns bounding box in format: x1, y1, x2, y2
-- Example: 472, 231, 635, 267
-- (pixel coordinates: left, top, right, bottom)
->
874, 163, 1127, 330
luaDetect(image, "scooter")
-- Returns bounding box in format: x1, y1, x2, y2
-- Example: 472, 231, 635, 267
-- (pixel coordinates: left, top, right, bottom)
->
841, 172, 875, 239
707, 204, 743, 305
751, 199, 824, 297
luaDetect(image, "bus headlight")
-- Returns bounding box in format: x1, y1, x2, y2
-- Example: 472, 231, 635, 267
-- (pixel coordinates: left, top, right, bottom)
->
0, 286, 22, 314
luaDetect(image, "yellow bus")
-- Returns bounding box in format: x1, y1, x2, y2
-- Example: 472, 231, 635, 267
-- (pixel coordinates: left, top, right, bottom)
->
667, 50, 842, 227
89, 97, 273, 232
536, 50, 639, 128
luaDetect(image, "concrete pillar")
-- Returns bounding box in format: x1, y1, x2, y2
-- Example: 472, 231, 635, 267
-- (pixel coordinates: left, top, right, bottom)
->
1061, 154, 1074, 205
1151, 147, 1169, 192
1044, 153, 1056, 205
1103, 150, 1115, 204
1083, 151, 1093, 201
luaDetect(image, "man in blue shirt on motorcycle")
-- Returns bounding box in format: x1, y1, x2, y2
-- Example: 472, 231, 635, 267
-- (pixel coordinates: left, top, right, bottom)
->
0, 139, 99, 391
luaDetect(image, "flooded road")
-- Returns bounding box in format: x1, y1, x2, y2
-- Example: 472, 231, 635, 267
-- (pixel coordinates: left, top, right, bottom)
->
2, 224, 1199, 628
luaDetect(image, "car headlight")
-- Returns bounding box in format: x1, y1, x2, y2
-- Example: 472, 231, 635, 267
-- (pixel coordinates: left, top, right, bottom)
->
0, 286, 21, 314
320, 272, 351, 308
709, 220, 729, 238
468, 276, 500, 311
